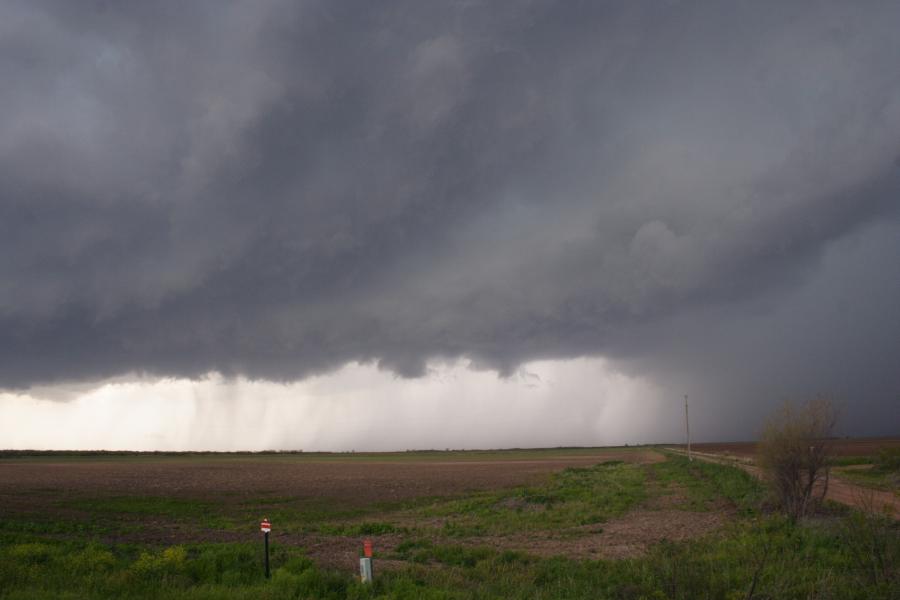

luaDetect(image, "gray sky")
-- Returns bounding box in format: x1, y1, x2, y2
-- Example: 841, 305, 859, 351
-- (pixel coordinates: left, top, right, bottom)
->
2, 1, 898, 450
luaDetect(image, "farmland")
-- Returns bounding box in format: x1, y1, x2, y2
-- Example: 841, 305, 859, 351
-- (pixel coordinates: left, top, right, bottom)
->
1, 445, 898, 599
687, 438, 900, 458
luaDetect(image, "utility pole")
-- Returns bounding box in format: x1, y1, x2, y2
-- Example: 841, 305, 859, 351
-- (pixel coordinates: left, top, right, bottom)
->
684, 394, 692, 462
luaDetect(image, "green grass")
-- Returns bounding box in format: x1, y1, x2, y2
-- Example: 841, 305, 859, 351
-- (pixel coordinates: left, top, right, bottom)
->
653, 453, 764, 513
414, 460, 646, 537
833, 456, 875, 467
61, 496, 231, 530
835, 448, 900, 493
65, 497, 215, 519
837, 471, 899, 494
318, 522, 401, 536
0, 515, 121, 537
1, 513, 897, 599
837, 468, 898, 493
0, 538, 367, 600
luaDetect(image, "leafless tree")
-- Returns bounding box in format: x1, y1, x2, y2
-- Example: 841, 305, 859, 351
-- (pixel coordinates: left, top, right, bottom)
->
757, 398, 837, 520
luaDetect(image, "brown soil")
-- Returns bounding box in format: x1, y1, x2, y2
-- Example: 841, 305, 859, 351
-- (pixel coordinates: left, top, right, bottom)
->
0, 450, 662, 505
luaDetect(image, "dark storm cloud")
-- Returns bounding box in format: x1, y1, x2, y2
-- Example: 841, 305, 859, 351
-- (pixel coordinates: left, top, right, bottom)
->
2, 0, 899, 423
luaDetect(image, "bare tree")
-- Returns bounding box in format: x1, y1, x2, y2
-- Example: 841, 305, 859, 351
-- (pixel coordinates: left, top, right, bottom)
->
757, 398, 837, 520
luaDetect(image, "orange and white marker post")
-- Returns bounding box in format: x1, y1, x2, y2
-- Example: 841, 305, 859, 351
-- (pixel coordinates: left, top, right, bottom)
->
360, 538, 373, 583
260, 518, 272, 579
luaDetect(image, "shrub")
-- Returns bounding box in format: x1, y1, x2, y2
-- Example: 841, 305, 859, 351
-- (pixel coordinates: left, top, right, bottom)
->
64, 544, 116, 574
131, 545, 188, 584
9, 542, 55, 565
757, 398, 837, 520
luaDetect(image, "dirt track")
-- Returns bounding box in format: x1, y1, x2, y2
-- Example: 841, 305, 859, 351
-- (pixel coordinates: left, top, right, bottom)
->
667, 448, 899, 517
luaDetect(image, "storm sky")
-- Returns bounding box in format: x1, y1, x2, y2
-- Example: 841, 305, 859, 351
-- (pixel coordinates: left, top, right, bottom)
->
2, 1, 899, 450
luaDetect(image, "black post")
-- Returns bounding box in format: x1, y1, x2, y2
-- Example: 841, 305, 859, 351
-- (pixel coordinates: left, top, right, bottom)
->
264, 531, 270, 579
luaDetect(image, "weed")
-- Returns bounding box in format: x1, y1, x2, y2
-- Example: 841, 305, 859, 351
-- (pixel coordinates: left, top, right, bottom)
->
318, 521, 399, 536
420, 460, 646, 537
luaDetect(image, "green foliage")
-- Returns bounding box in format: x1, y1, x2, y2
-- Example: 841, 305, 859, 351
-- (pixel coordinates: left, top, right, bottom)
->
318, 521, 400, 537
832, 456, 875, 467
420, 460, 646, 536
1, 515, 896, 600
270, 562, 362, 600
130, 546, 189, 586
0, 515, 114, 536
0, 539, 354, 599
182, 543, 262, 585
838, 506, 900, 588
837, 468, 898, 492
392, 538, 433, 564
834, 450, 900, 492
757, 398, 838, 520
654, 453, 764, 513
64, 496, 227, 527
875, 448, 900, 473
64, 543, 117, 574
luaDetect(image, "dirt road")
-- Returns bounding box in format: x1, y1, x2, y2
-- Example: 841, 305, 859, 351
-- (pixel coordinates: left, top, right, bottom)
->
666, 448, 899, 517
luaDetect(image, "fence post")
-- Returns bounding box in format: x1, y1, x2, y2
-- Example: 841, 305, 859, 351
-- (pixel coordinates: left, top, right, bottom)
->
359, 539, 373, 583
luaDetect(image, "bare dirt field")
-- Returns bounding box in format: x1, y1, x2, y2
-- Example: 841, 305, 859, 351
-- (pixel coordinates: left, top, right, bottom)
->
0, 449, 661, 506
1, 448, 704, 571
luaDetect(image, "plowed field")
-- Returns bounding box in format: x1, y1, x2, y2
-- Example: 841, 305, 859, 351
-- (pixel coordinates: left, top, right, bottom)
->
0, 449, 661, 507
